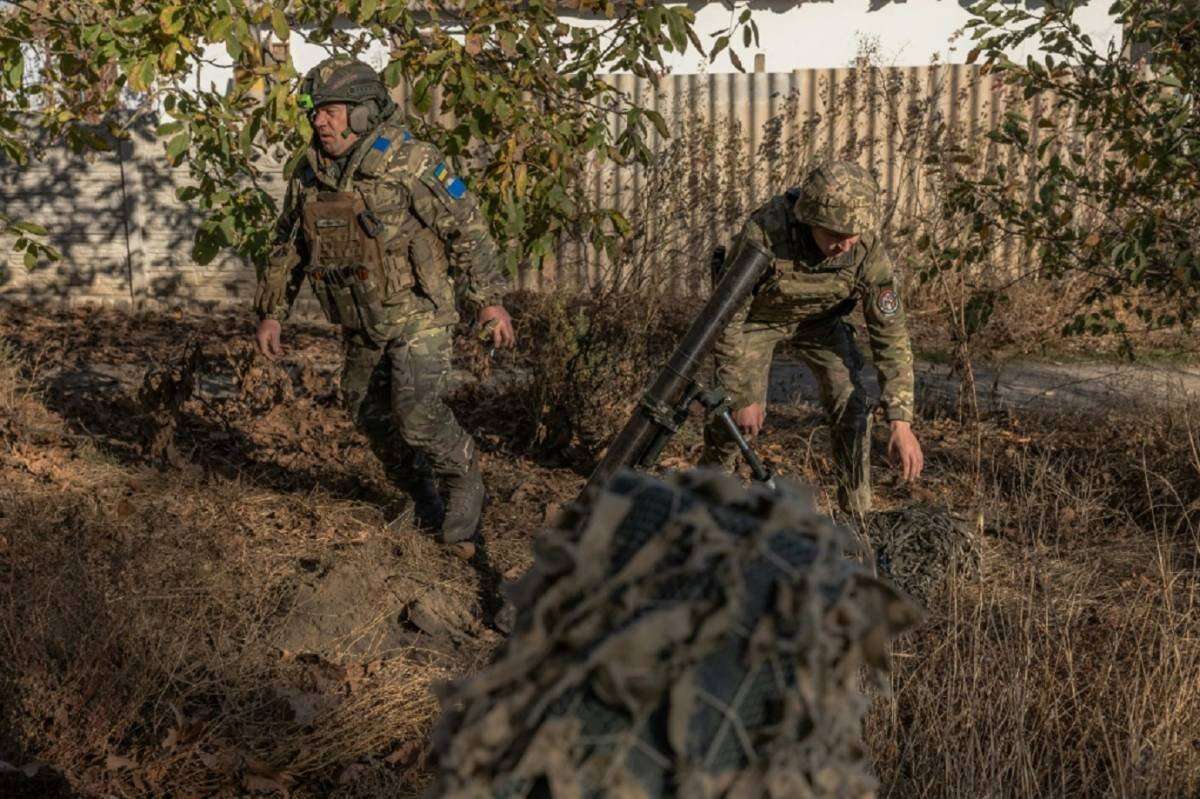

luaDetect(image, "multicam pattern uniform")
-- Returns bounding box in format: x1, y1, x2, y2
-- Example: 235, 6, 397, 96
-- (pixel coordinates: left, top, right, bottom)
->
702, 163, 915, 513
254, 106, 507, 483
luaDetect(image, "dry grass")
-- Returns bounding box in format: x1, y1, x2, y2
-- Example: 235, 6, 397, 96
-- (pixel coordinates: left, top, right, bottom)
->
0, 305, 1198, 797
0, 341, 474, 797
865, 404, 1200, 798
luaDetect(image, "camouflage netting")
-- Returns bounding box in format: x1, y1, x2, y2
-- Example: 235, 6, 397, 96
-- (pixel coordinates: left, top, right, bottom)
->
857, 505, 984, 606
429, 468, 921, 798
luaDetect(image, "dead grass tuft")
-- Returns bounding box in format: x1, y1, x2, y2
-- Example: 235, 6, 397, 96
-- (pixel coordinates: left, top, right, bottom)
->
864, 401, 1200, 797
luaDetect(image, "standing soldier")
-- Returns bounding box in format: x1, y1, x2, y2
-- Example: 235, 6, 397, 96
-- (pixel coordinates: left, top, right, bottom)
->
253, 56, 515, 545
701, 160, 923, 513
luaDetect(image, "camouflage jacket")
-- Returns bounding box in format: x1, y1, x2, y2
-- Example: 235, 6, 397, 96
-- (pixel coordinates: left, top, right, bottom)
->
254, 108, 508, 334
716, 192, 915, 422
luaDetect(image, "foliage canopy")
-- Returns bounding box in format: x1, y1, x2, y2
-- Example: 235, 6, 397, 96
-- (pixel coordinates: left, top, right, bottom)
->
934, 0, 1199, 339
0, 0, 758, 272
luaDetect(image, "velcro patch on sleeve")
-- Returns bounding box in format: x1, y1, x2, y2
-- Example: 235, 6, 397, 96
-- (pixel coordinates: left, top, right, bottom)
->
372, 136, 391, 153
876, 286, 900, 316
432, 162, 468, 200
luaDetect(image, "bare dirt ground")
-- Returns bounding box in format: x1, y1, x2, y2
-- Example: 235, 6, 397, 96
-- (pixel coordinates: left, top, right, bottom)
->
1, 303, 1198, 798
770, 356, 1200, 414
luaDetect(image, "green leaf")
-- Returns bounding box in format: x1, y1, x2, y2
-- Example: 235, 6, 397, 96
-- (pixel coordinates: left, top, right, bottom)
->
6, 52, 23, 90
11, 221, 47, 235
271, 9, 290, 42
644, 108, 669, 139
219, 215, 237, 246
358, 0, 379, 24
192, 233, 220, 265
382, 59, 403, 87
24, 250, 37, 270
207, 16, 233, 44
138, 57, 157, 92
114, 15, 146, 34
165, 132, 191, 162
710, 35, 729, 62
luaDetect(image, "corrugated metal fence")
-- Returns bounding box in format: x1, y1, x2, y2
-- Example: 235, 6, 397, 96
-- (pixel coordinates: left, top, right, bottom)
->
1, 64, 1046, 307
508, 64, 1040, 293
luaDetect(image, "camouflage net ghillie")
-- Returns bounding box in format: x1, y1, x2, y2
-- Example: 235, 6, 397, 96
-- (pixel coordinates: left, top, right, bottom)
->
429, 468, 921, 798
858, 504, 983, 605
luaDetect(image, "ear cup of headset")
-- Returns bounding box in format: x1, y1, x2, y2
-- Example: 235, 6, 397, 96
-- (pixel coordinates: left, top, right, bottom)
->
348, 100, 378, 134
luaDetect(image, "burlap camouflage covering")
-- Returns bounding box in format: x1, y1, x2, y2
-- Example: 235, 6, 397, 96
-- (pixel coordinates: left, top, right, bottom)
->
857, 504, 983, 605
429, 469, 921, 798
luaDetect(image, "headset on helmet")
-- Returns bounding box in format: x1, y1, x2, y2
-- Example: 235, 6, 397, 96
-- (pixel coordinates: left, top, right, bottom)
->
298, 58, 395, 135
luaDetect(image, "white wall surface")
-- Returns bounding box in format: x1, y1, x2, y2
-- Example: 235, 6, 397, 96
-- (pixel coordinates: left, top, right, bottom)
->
562, 0, 1123, 72
187, 0, 1123, 94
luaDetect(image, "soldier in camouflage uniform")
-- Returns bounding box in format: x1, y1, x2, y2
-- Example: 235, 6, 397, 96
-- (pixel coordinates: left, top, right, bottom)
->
253, 57, 515, 545
701, 161, 923, 514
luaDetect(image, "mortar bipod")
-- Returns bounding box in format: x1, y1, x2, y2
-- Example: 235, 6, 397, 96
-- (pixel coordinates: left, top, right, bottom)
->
693, 386, 777, 490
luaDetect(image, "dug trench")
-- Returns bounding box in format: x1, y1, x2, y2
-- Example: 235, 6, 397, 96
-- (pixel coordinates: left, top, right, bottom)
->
0, 301, 1198, 797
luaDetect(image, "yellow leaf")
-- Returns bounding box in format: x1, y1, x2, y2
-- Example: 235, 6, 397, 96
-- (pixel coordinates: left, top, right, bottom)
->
161, 42, 179, 71
515, 162, 528, 196
159, 5, 184, 36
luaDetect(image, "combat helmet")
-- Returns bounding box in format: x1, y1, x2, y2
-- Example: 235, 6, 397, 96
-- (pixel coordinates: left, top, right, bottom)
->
298, 56, 394, 134
792, 160, 880, 237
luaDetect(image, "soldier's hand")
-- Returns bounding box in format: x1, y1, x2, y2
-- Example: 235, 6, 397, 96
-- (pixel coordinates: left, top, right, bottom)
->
887, 420, 924, 481
733, 403, 766, 438
255, 318, 284, 360
479, 305, 516, 349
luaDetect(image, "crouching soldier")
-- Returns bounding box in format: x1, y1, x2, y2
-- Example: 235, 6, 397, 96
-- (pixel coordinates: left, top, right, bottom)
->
701, 160, 923, 513
252, 56, 515, 545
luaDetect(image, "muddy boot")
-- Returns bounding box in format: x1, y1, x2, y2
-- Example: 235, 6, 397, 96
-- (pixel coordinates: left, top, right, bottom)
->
409, 473, 446, 531
440, 460, 484, 545
385, 455, 446, 532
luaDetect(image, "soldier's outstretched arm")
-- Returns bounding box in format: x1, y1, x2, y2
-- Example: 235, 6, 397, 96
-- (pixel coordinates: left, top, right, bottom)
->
253, 179, 306, 359
859, 242, 922, 479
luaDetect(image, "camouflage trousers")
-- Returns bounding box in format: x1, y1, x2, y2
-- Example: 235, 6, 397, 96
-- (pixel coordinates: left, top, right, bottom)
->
701, 318, 872, 514
340, 324, 474, 488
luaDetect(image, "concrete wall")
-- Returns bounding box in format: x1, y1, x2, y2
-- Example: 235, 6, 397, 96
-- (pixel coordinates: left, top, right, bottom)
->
0, 128, 277, 309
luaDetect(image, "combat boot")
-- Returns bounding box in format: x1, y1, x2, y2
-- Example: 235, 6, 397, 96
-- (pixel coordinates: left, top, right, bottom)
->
440, 459, 484, 545
409, 471, 446, 531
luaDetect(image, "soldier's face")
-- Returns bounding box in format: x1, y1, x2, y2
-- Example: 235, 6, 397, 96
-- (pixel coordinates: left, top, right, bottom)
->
811, 226, 860, 258
312, 103, 359, 157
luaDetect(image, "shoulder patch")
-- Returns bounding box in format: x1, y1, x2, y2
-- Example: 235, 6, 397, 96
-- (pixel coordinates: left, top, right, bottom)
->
876, 286, 899, 316
403, 130, 413, 143
372, 136, 391, 153
432, 162, 468, 200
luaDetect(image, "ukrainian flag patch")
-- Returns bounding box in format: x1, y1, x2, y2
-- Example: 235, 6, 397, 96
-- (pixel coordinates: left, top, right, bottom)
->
433, 162, 468, 200
372, 136, 390, 153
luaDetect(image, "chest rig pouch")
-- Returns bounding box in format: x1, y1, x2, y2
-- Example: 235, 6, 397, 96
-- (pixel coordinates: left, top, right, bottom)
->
301, 192, 388, 338
750, 217, 857, 324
